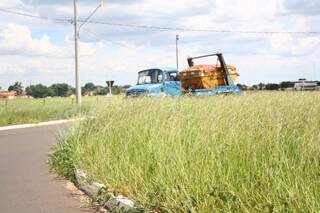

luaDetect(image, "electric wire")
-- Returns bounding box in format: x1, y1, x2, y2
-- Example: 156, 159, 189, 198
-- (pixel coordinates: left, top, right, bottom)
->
87, 20, 320, 35
0, 7, 319, 36
0, 8, 72, 24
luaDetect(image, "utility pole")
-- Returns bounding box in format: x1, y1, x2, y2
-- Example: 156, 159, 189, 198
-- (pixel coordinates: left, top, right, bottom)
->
176, 34, 179, 70
74, 0, 81, 105
73, 0, 103, 105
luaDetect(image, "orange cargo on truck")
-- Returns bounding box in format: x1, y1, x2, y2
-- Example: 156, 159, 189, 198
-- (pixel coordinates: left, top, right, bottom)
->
180, 64, 239, 91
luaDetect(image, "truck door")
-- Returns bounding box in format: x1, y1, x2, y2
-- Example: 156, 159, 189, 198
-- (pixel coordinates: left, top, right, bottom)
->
163, 72, 181, 96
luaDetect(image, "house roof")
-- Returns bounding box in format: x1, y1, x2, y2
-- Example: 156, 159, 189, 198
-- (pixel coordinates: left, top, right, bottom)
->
0, 91, 17, 97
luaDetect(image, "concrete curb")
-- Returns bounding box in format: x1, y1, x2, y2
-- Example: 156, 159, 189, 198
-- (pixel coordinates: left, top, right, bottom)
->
0, 118, 84, 132
74, 169, 136, 212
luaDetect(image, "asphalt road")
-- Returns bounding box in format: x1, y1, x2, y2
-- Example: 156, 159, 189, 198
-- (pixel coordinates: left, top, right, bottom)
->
0, 124, 92, 213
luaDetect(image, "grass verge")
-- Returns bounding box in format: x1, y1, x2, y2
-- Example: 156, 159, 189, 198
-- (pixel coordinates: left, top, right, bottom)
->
0, 96, 107, 126
49, 92, 320, 212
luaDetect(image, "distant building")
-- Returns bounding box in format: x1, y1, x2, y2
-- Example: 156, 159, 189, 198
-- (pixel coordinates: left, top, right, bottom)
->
0, 91, 17, 99
294, 79, 318, 91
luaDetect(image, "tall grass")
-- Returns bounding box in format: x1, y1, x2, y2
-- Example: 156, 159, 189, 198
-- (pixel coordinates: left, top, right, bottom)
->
0, 96, 107, 126
50, 92, 320, 212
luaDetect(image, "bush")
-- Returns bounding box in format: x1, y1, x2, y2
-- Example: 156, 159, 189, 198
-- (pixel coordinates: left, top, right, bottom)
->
26, 84, 54, 98
49, 139, 76, 181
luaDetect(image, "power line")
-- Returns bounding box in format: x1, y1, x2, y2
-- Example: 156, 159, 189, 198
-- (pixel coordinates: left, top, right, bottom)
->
0, 7, 320, 35
87, 20, 320, 35
0, 8, 71, 24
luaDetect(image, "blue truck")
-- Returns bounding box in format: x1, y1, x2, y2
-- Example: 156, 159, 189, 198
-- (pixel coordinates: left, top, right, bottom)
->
125, 53, 241, 97
125, 67, 181, 97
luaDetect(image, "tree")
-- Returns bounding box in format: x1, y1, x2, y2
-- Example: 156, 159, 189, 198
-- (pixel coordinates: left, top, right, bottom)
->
84, 82, 96, 91
8, 82, 24, 96
120, 85, 132, 93
258, 83, 265, 90
265, 83, 280, 90
279, 81, 294, 89
94, 86, 108, 95
236, 84, 248, 91
109, 85, 121, 95
50, 83, 73, 97
26, 84, 54, 98
82, 82, 96, 96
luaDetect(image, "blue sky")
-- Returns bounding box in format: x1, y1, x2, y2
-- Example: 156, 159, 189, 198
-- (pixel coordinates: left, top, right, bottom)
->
0, 0, 319, 89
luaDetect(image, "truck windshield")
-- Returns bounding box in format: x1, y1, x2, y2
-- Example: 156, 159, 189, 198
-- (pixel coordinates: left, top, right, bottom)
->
138, 69, 162, 85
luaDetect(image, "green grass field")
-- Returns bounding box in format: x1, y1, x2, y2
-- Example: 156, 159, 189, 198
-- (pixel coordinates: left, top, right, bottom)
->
0, 96, 107, 126
49, 92, 320, 212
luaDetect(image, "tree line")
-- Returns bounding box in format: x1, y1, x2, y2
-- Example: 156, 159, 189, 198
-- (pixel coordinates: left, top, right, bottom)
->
237, 81, 320, 91
4, 80, 320, 98
5, 82, 132, 99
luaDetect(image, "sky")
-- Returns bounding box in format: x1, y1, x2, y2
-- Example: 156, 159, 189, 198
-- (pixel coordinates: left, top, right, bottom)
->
0, 0, 319, 89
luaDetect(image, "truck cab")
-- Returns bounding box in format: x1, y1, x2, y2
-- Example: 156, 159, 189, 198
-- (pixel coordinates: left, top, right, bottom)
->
125, 68, 181, 97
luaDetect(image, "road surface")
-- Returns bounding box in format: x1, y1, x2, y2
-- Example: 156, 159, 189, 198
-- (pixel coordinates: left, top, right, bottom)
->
0, 124, 92, 213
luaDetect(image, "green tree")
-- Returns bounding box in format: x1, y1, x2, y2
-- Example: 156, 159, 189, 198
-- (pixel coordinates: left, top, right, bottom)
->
110, 85, 121, 95
94, 86, 108, 95
26, 84, 54, 98
84, 82, 96, 91
236, 84, 248, 91
265, 83, 280, 90
258, 83, 265, 90
82, 82, 96, 96
279, 81, 294, 89
8, 82, 24, 95
50, 83, 73, 97
120, 85, 132, 93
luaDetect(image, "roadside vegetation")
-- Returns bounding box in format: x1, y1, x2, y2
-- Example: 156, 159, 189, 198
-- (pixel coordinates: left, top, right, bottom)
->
50, 92, 320, 212
0, 96, 106, 126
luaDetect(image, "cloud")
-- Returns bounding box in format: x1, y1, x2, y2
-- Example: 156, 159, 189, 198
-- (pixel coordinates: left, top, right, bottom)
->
283, 0, 320, 16
0, 23, 99, 58
269, 35, 320, 56
21, 0, 142, 6
0, 0, 23, 7
0, 23, 68, 56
